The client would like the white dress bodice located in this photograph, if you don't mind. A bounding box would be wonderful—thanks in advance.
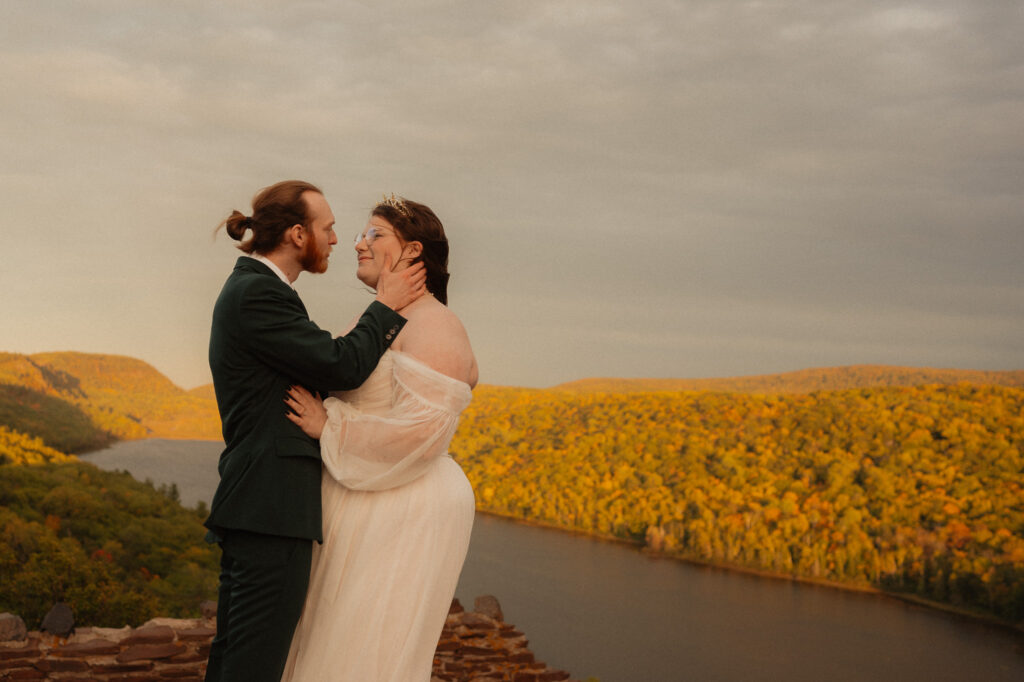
[317,349,472,492]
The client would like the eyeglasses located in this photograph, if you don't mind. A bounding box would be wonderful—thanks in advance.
[354,226,385,246]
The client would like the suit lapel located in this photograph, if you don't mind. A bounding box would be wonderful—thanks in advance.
[232,256,309,318]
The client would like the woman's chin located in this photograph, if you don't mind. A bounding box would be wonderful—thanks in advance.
[355,269,379,290]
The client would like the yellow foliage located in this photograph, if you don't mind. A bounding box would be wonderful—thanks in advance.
[451,383,1024,622]
[0,426,76,465]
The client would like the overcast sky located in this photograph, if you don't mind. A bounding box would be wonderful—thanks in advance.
[2,0,1021,389]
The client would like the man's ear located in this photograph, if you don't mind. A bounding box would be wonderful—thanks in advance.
[285,223,306,248]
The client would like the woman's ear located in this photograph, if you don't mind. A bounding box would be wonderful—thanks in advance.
[403,241,424,259]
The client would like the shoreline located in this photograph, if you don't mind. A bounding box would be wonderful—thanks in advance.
[75,439,1022,636]
[474,508,1024,636]
[76,435,222,457]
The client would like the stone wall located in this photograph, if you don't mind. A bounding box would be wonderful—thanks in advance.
[0,596,576,682]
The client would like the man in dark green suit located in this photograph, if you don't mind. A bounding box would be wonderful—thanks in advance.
[203,181,425,682]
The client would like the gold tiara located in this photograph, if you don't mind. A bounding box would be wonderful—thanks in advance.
[380,193,411,218]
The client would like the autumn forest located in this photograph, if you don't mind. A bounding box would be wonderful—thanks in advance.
[452,382,1024,623]
[1,351,1022,627]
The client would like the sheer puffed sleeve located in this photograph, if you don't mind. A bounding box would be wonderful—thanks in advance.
[318,351,473,491]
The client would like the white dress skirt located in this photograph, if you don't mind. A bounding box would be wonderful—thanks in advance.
[282,350,475,682]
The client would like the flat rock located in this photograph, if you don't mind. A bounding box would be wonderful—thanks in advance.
[51,638,120,657]
[72,626,132,642]
[460,612,499,630]
[144,617,202,630]
[122,625,175,645]
[116,642,187,662]
[0,638,39,660]
[176,625,216,641]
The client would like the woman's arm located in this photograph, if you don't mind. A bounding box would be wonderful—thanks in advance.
[287,355,470,491]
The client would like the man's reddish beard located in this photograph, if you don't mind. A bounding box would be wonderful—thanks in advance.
[300,234,330,273]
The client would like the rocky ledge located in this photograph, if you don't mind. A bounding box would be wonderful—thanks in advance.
[0,595,577,682]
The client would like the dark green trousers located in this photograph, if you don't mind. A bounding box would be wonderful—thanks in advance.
[204,530,313,682]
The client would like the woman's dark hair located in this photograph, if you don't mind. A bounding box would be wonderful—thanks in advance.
[220,180,322,254]
[372,197,451,305]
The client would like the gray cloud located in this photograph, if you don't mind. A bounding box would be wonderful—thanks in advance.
[1,0,1021,387]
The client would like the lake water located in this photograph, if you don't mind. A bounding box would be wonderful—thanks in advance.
[82,439,1024,682]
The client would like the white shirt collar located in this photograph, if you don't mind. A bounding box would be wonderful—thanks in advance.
[248,254,295,289]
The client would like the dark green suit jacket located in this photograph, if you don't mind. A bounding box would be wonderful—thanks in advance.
[205,257,405,542]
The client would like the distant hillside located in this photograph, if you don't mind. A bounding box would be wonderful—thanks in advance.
[188,384,217,401]
[0,384,113,453]
[6,352,1023,452]
[552,365,1024,394]
[0,351,220,451]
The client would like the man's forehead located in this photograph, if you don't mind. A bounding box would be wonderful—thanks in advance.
[304,191,334,224]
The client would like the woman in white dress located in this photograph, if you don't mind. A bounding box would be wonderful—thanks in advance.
[280,195,478,682]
